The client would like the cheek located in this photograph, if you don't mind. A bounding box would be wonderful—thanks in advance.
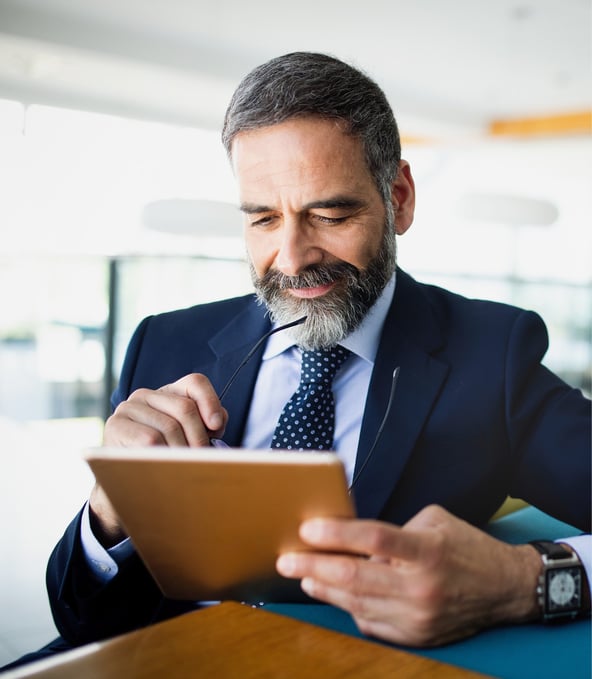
[245,232,275,276]
[334,231,381,269]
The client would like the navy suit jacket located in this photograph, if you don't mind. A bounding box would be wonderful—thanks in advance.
[46,270,591,644]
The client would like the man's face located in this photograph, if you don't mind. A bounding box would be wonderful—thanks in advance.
[231,117,410,348]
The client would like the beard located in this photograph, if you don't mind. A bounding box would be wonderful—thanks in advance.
[249,220,397,350]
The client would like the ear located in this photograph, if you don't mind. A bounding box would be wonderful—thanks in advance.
[390,160,415,235]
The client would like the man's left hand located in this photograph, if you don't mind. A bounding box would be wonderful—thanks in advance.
[276,504,541,646]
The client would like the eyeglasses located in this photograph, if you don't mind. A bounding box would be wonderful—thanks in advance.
[218,316,308,401]
[209,316,306,446]
[349,365,399,491]
[211,316,400,492]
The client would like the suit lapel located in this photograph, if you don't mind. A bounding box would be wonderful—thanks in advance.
[352,271,450,518]
[205,300,271,446]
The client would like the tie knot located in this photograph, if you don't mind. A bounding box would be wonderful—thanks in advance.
[300,346,350,386]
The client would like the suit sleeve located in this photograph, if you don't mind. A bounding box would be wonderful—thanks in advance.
[110,315,153,410]
[45,509,169,645]
[46,315,192,645]
[505,310,591,531]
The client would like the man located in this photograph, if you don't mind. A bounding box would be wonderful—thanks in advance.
[47,52,590,650]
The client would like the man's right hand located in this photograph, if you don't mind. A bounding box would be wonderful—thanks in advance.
[89,373,228,546]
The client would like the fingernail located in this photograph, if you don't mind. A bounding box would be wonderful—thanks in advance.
[209,412,223,430]
[300,519,323,542]
[276,554,295,576]
[300,577,314,595]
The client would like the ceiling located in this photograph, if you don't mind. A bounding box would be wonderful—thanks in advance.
[0,0,590,138]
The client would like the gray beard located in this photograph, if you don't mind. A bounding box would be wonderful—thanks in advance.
[249,223,397,350]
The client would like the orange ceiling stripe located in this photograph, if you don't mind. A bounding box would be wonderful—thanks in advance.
[400,134,431,145]
[489,111,592,137]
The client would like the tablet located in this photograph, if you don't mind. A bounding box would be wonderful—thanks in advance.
[85,447,355,602]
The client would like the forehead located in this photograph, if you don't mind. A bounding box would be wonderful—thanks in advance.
[230,118,375,200]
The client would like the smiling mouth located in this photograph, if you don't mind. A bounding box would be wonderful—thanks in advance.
[287,282,336,299]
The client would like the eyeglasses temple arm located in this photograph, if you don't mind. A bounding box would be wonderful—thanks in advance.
[218,316,307,402]
[349,366,400,492]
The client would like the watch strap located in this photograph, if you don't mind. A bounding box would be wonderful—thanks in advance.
[530,540,575,560]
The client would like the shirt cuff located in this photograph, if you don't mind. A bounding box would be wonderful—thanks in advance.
[557,535,592,587]
[80,501,135,584]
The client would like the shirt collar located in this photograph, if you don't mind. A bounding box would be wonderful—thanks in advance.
[262,272,397,365]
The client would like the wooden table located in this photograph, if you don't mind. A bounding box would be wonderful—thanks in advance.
[4,602,490,678]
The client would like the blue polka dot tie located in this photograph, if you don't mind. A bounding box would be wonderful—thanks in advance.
[271,346,350,451]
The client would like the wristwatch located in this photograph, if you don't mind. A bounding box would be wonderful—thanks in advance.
[530,540,584,621]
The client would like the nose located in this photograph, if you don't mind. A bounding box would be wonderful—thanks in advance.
[274,220,323,276]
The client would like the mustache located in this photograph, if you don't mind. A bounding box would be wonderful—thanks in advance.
[258,262,360,290]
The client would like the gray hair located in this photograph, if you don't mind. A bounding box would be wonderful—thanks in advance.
[221,52,401,205]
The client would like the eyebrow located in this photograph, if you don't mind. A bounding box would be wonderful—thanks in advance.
[239,196,366,214]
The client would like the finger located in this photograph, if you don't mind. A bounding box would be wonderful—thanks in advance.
[107,373,228,447]
[139,391,213,446]
[276,552,377,612]
[297,575,413,643]
[277,551,405,598]
[278,553,451,646]
[105,399,193,447]
[159,374,227,435]
[352,614,416,647]
[299,518,430,562]
[299,571,462,647]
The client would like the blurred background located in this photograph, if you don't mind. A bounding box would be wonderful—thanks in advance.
[0,0,590,665]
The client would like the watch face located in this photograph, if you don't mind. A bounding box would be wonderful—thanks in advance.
[547,567,581,611]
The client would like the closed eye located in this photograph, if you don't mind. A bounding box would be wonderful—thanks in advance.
[249,214,276,227]
[312,214,348,225]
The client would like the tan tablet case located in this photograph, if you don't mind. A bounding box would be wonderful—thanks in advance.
[85,448,355,601]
